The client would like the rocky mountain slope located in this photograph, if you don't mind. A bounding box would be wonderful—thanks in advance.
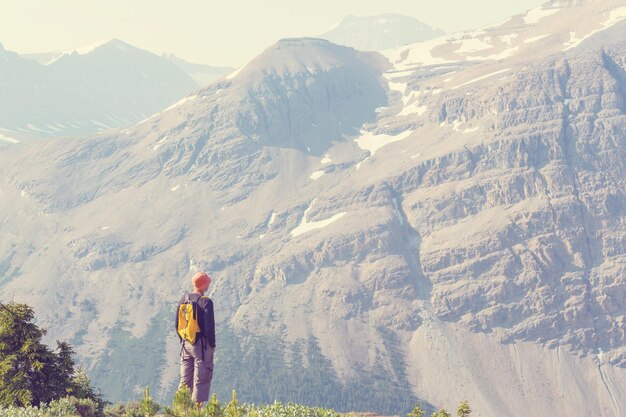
[0,1,625,416]
[319,14,445,51]
[0,39,198,138]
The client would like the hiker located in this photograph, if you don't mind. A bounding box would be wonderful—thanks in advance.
[175,271,216,404]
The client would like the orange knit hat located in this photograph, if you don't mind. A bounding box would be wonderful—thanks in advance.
[192,272,211,291]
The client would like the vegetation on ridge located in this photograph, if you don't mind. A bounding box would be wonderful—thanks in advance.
[0,302,472,417]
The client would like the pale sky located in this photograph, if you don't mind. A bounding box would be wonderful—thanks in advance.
[0,0,545,67]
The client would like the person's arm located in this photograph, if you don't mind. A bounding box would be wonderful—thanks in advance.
[205,298,216,348]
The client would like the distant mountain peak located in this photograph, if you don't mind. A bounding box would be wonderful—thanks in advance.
[319,13,445,51]
[0,38,198,138]
[163,53,234,86]
[227,37,386,82]
[69,38,133,55]
[276,37,332,47]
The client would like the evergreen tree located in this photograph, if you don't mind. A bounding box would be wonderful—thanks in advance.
[224,390,240,417]
[206,393,223,417]
[408,404,426,417]
[69,368,106,412]
[165,385,206,417]
[431,410,451,417]
[141,387,161,417]
[0,302,104,408]
[0,302,55,406]
[456,401,471,417]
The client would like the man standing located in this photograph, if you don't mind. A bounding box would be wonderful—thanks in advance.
[175,271,216,404]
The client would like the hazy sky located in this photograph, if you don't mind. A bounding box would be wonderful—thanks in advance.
[0,0,545,67]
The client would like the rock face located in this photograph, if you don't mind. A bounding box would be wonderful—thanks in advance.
[319,14,445,51]
[1,2,626,417]
[0,39,198,138]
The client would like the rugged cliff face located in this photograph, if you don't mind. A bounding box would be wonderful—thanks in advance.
[1,2,625,417]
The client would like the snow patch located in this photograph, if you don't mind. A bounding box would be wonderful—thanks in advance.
[25,123,48,133]
[388,80,407,96]
[481,46,519,60]
[291,201,347,237]
[171,185,180,192]
[355,130,413,156]
[0,133,19,143]
[454,38,493,54]
[91,120,110,129]
[606,7,626,27]
[564,7,626,51]
[500,34,518,45]
[225,65,245,80]
[399,103,427,117]
[523,6,559,24]
[355,157,370,170]
[321,154,332,164]
[310,171,325,180]
[163,95,197,113]
[385,37,458,69]
[523,34,550,44]
[154,135,169,151]
[268,212,276,226]
[383,69,418,79]
[375,106,387,114]
[450,68,511,89]
[140,96,197,124]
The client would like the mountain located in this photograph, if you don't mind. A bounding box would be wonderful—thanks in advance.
[163,53,235,86]
[319,14,445,51]
[1,1,626,416]
[0,39,198,138]
[383,0,626,68]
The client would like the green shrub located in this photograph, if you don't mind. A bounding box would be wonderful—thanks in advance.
[0,396,100,417]
[63,397,101,417]
[103,401,143,417]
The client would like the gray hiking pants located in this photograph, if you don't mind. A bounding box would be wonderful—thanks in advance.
[179,341,215,403]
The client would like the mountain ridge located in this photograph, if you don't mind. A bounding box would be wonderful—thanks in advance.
[0,39,198,138]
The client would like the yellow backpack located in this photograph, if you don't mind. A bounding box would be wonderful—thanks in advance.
[177,295,203,344]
